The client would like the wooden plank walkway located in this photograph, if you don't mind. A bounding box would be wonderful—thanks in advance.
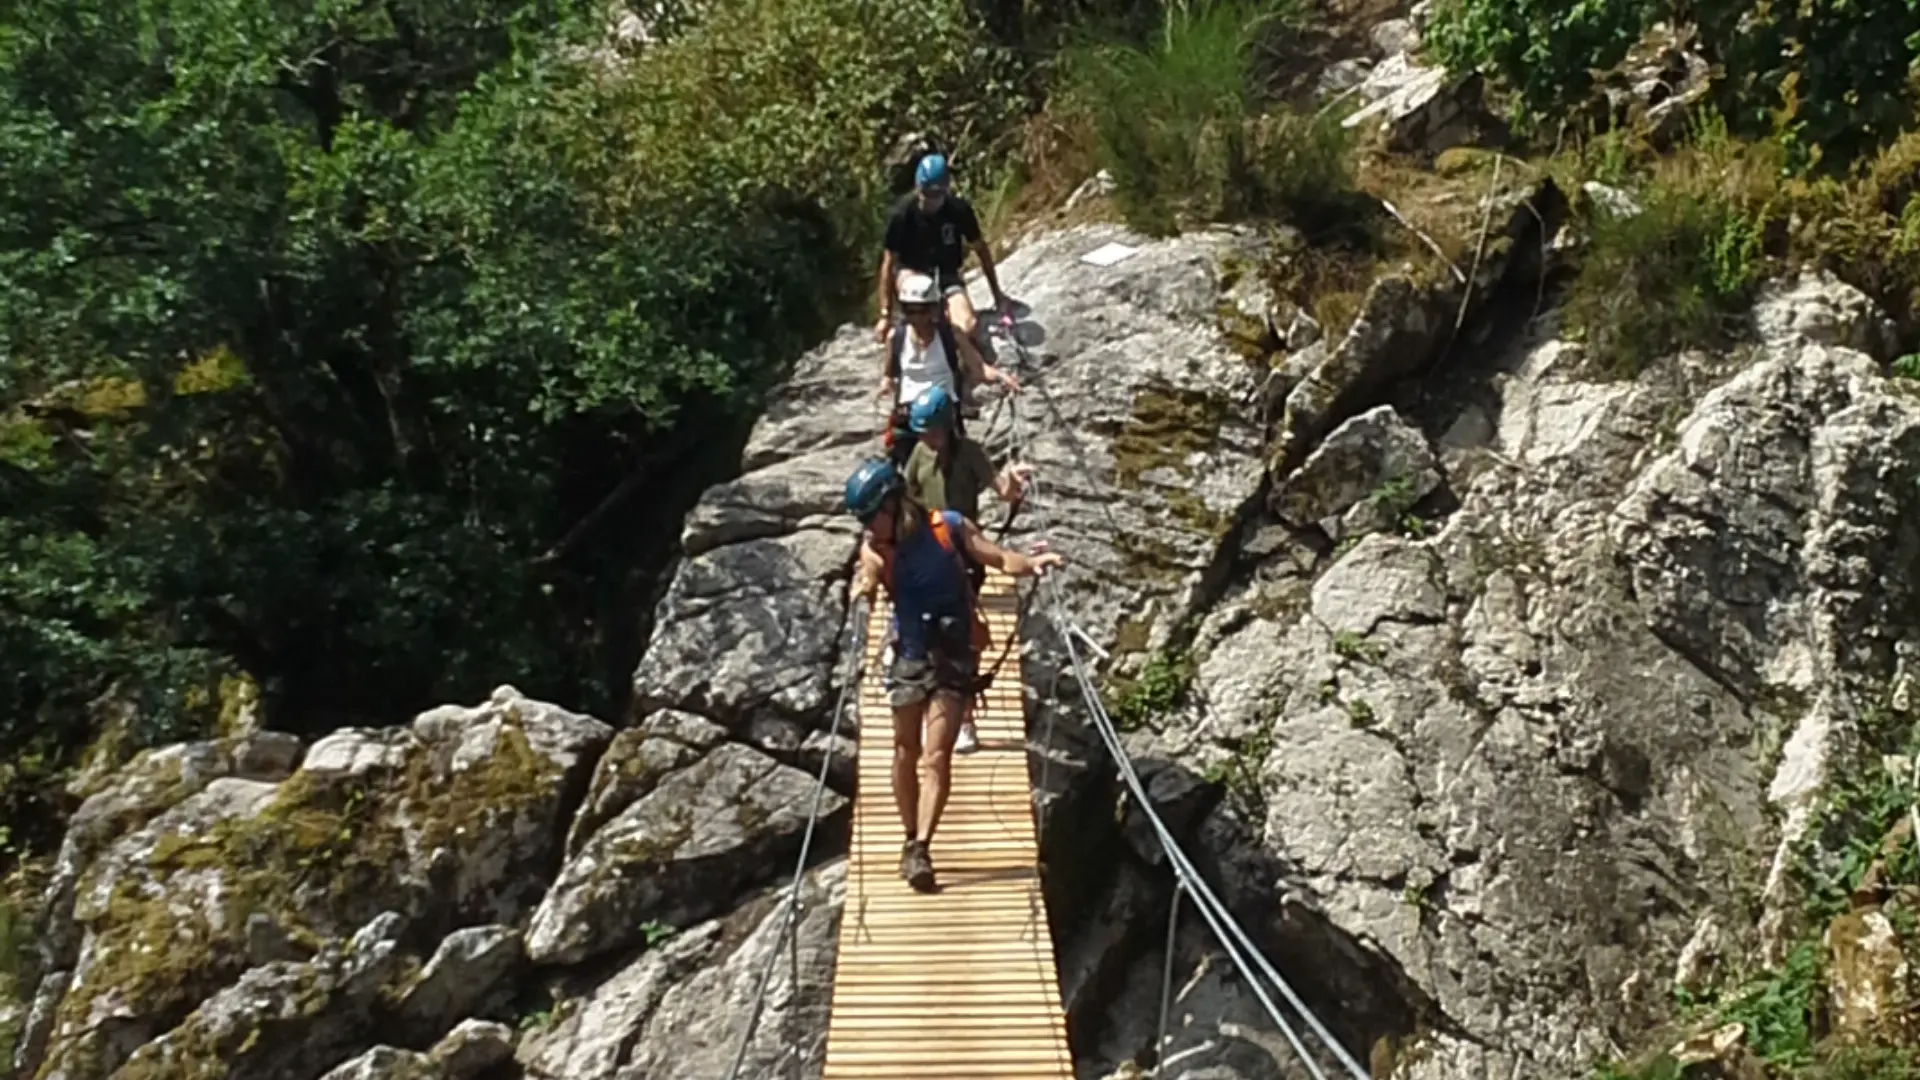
[821,570,1075,1079]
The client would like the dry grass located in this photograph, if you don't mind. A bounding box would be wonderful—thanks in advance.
[977,105,1116,252]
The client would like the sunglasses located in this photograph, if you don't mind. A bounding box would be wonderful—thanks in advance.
[902,303,937,315]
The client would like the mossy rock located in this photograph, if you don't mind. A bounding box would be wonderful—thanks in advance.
[44,708,589,1080]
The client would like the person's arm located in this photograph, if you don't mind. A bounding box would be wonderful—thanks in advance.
[873,247,897,344]
[959,516,1061,577]
[960,440,1019,506]
[876,317,896,400]
[854,533,889,600]
[962,202,1007,307]
[994,462,1032,504]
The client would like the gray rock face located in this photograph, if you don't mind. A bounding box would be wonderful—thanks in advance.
[966,224,1269,655]
[27,691,611,1080]
[629,322,873,746]
[114,912,409,1080]
[526,742,844,966]
[1099,277,1920,1079]
[520,862,844,1080]
[1272,405,1441,537]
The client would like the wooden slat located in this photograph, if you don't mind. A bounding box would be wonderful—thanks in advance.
[822,571,1074,1079]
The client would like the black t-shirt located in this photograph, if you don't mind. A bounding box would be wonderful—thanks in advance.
[883,194,982,279]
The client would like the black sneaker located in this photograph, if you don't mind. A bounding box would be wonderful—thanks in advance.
[901,840,936,893]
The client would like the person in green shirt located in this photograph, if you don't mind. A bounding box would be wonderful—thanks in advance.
[900,384,1032,754]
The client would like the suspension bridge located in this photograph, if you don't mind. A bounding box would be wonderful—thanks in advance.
[725,328,1373,1080]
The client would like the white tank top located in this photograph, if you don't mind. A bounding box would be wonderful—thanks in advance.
[895,326,957,406]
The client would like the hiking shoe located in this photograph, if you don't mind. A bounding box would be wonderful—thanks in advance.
[901,840,936,892]
[954,719,979,755]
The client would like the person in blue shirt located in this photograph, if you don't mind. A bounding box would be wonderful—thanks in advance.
[845,457,1063,892]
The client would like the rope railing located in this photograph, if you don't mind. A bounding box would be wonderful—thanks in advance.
[723,585,869,1080]
[994,322,1369,1080]
[723,305,1366,1079]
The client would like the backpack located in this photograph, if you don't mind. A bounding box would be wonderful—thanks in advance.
[924,511,992,671]
[887,320,964,389]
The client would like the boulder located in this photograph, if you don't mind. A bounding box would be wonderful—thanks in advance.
[111,912,409,1080]
[1824,909,1914,1043]
[1340,53,1489,155]
[30,693,610,1080]
[526,742,843,966]
[318,1046,439,1080]
[520,862,844,1079]
[393,926,523,1035]
[429,1020,515,1079]
[1271,405,1441,536]
[1753,270,1900,362]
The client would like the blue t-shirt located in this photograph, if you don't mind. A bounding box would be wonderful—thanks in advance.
[891,510,971,661]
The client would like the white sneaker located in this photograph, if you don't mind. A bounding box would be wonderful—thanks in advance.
[955,720,979,755]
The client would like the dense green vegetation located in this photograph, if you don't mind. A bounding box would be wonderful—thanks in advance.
[1425,0,1920,374]
[1055,0,1357,236]
[1430,0,1920,164]
[0,0,1040,866]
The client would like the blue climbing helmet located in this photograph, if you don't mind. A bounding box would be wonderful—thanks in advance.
[915,153,950,191]
[908,384,956,434]
[844,458,903,523]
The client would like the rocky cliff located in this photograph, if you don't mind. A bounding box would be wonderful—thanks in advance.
[14,41,1920,1080]
[18,197,1920,1079]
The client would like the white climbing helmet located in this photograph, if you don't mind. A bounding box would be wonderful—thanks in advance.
[897,270,939,306]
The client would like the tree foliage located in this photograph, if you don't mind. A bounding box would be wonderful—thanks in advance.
[1429,0,1920,166]
[0,0,1022,857]
[1426,0,1656,124]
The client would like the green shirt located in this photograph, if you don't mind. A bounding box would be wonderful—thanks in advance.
[905,436,996,522]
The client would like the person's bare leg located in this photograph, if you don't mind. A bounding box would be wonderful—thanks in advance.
[916,691,965,843]
[891,702,925,840]
[945,290,988,407]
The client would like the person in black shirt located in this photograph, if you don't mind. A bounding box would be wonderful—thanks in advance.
[872,154,1020,408]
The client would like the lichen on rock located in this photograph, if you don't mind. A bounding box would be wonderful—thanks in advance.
[29,691,609,1080]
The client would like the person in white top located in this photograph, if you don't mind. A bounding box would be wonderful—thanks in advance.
[876,270,1016,412]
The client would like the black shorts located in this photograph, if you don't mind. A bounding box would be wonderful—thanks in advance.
[886,616,976,709]
[933,268,968,298]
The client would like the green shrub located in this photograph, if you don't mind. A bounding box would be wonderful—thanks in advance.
[1566,184,1765,376]
[0,0,1027,868]
[1691,0,1920,169]
[1564,117,1774,375]
[1109,647,1195,730]
[1426,0,1658,124]
[1429,0,1920,169]
[1062,0,1351,235]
